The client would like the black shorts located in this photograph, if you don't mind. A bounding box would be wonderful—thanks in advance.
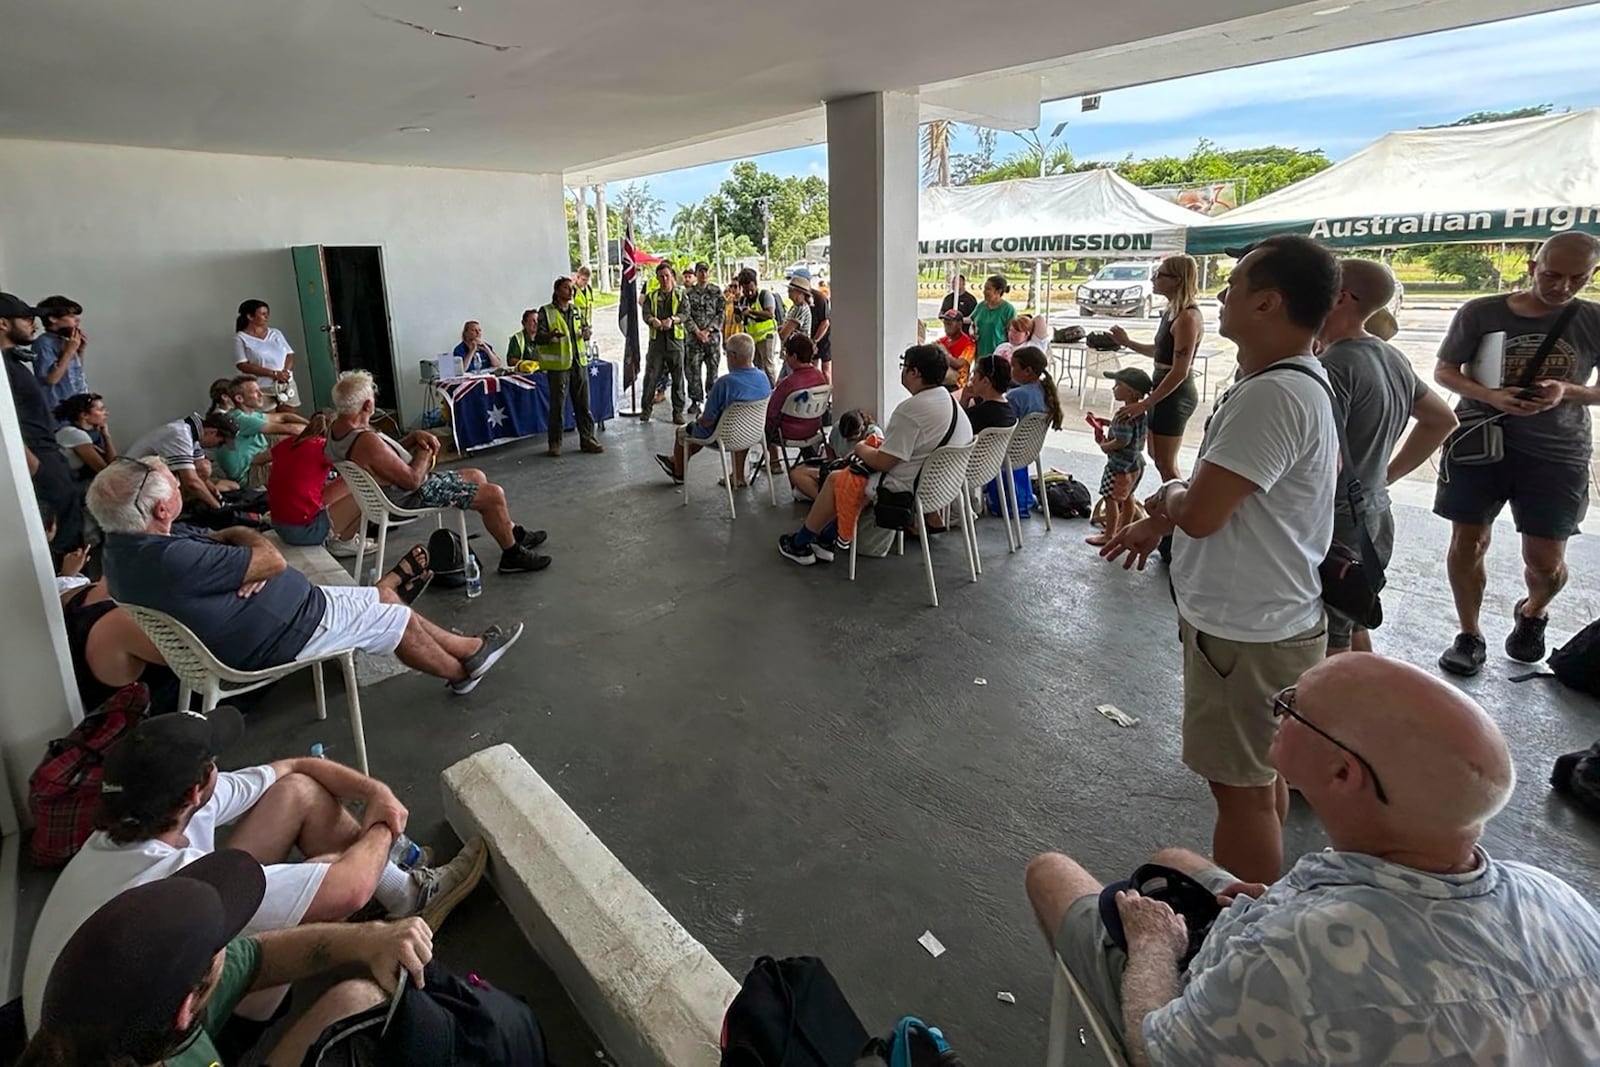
[1433,449,1590,540]
[1148,367,1199,437]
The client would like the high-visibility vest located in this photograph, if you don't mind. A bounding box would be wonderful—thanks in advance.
[645,289,686,342]
[536,304,587,371]
[573,285,594,324]
[507,331,538,366]
[745,290,777,342]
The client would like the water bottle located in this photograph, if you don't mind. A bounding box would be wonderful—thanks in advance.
[464,552,482,599]
[388,833,423,869]
[310,743,326,759]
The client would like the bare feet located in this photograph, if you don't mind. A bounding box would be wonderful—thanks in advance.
[1085,533,1111,546]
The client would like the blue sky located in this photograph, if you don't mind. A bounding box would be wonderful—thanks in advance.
[636,3,1600,211]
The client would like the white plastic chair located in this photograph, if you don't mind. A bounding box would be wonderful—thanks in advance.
[1045,956,1131,1067]
[849,442,976,607]
[774,384,832,473]
[682,398,774,518]
[963,425,1016,575]
[123,604,371,774]
[1002,411,1053,551]
[334,461,469,584]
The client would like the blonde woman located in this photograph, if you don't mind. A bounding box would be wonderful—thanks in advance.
[1109,254,1203,482]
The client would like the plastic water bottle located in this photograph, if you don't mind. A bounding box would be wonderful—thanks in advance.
[464,552,482,599]
[388,833,422,869]
[310,743,326,759]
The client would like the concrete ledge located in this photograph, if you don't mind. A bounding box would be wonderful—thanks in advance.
[269,534,410,687]
[441,744,737,1067]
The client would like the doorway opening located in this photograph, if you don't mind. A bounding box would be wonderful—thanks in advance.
[290,244,399,413]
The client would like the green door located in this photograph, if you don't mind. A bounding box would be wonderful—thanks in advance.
[290,245,340,411]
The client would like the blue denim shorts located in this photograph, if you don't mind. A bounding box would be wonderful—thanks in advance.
[274,510,332,546]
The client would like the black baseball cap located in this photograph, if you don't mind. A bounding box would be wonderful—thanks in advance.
[1102,366,1155,395]
[0,292,39,319]
[98,708,245,821]
[1223,244,1256,259]
[40,849,265,1055]
[1098,863,1221,968]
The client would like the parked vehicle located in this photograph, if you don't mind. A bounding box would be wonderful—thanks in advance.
[1075,261,1166,318]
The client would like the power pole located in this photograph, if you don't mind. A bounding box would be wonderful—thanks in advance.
[574,185,591,273]
[757,195,772,279]
[712,204,721,285]
[594,183,610,292]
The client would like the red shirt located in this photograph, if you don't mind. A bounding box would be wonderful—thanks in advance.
[937,332,976,387]
[767,365,830,440]
[267,436,333,526]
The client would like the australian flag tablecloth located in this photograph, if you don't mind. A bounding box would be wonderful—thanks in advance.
[442,364,616,452]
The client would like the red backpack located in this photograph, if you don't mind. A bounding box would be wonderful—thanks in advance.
[28,683,150,867]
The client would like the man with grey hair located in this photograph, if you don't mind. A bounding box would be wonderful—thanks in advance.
[327,370,549,574]
[1434,231,1600,676]
[654,332,770,483]
[89,457,523,695]
[1027,653,1600,1066]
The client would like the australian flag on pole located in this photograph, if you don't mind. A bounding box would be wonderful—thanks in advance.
[618,216,642,394]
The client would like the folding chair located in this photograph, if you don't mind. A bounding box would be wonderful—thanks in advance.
[774,384,832,474]
[1045,957,1132,1067]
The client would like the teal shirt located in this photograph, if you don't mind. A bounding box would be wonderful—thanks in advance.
[170,936,261,1067]
[214,411,270,483]
[971,300,1016,357]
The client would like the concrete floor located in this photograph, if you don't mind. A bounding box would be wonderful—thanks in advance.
[215,421,1600,1064]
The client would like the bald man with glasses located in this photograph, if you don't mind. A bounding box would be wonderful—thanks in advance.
[1025,653,1600,1067]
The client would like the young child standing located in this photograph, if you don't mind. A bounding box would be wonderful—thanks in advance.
[1087,367,1153,547]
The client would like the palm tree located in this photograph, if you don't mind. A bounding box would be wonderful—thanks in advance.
[922,120,952,186]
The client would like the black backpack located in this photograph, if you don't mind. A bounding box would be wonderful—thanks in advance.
[426,527,477,589]
[1513,618,1600,698]
[1044,475,1092,519]
[720,956,869,1067]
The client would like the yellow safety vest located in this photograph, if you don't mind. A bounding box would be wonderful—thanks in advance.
[573,285,595,324]
[536,304,587,371]
[645,289,686,342]
[746,290,777,342]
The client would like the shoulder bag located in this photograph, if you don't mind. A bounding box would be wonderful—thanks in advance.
[1444,299,1580,469]
[873,394,960,531]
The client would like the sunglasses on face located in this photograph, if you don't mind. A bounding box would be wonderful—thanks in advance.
[1273,686,1389,804]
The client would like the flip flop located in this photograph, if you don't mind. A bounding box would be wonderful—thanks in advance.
[387,544,433,605]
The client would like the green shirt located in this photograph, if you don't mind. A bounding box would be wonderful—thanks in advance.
[169,937,262,1067]
[214,411,270,483]
[971,300,1016,358]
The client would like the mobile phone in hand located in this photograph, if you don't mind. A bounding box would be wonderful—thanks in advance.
[1516,387,1544,400]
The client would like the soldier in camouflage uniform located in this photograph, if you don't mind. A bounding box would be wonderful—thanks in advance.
[684,262,726,415]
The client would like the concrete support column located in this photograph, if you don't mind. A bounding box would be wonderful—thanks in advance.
[825,91,920,418]
[0,384,81,821]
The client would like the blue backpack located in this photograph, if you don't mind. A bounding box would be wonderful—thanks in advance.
[865,1016,964,1067]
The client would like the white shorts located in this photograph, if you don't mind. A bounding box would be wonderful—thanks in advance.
[295,585,410,661]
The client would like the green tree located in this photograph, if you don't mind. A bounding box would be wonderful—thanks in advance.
[1086,140,1331,202]
[1426,245,1499,288]
[1430,104,1553,128]
[969,145,1074,185]
[614,181,664,236]
[699,161,829,268]
[950,127,997,186]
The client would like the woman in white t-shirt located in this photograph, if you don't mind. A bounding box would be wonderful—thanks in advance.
[234,299,300,410]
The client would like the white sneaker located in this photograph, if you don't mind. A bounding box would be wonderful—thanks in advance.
[324,534,368,559]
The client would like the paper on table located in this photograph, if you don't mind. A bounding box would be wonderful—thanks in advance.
[918,930,947,958]
[1470,331,1505,389]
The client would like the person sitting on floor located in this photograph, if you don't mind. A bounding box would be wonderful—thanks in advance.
[88,455,524,693]
[19,851,485,1067]
[788,408,881,503]
[1025,654,1600,1067]
[53,392,116,479]
[765,333,829,470]
[1086,367,1153,548]
[212,375,309,487]
[326,370,551,574]
[125,413,232,509]
[22,710,490,1036]
[267,412,367,557]
[209,376,237,412]
[779,344,973,565]
[654,332,772,485]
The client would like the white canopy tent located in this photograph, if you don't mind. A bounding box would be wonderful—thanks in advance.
[1189,109,1600,253]
[916,168,1209,259]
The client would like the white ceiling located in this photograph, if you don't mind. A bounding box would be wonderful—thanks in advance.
[0,0,1585,181]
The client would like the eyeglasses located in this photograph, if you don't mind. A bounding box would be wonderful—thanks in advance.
[115,456,156,519]
[1272,686,1389,804]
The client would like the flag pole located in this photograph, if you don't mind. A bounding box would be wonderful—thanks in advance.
[617,210,646,418]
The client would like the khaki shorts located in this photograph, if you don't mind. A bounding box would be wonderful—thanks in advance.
[1180,615,1327,787]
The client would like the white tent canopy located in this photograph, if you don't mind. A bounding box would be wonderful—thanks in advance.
[916,168,1208,259]
[1189,109,1600,253]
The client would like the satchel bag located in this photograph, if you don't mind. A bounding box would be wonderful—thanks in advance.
[1442,300,1579,470]
[29,683,150,867]
[873,396,960,532]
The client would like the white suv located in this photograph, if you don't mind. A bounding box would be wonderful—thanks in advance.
[1076,261,1166,318]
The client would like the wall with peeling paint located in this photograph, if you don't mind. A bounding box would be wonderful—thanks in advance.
[0,138,566,437]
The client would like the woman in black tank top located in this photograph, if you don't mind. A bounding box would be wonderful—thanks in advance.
[62,583,180,712]
[1108,254,1205,482]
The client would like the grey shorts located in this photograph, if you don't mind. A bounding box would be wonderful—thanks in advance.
[1054,863,1235,1058]
[1327,507,1396,648]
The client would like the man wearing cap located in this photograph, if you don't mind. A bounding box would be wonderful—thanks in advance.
[533,275,603,457]
[22,707,490,1034]
[124,412,231,509]
[684,262,725,416]
[939,273,978,326]
[1100,237,1340,885]
[1025,654,1600,1067]
[21,849,443,1066]
[935,308,977,389]
[1,292,84,553]
[30,295,91,413]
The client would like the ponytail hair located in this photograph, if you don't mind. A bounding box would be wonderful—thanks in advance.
[1012,345,1063,430]
[235,299,268,332]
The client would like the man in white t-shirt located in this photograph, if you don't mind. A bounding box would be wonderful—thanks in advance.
[1101,235,1340,884]
[125,413,228,508]
[779,344,972,565]
[22,708,488,1033]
